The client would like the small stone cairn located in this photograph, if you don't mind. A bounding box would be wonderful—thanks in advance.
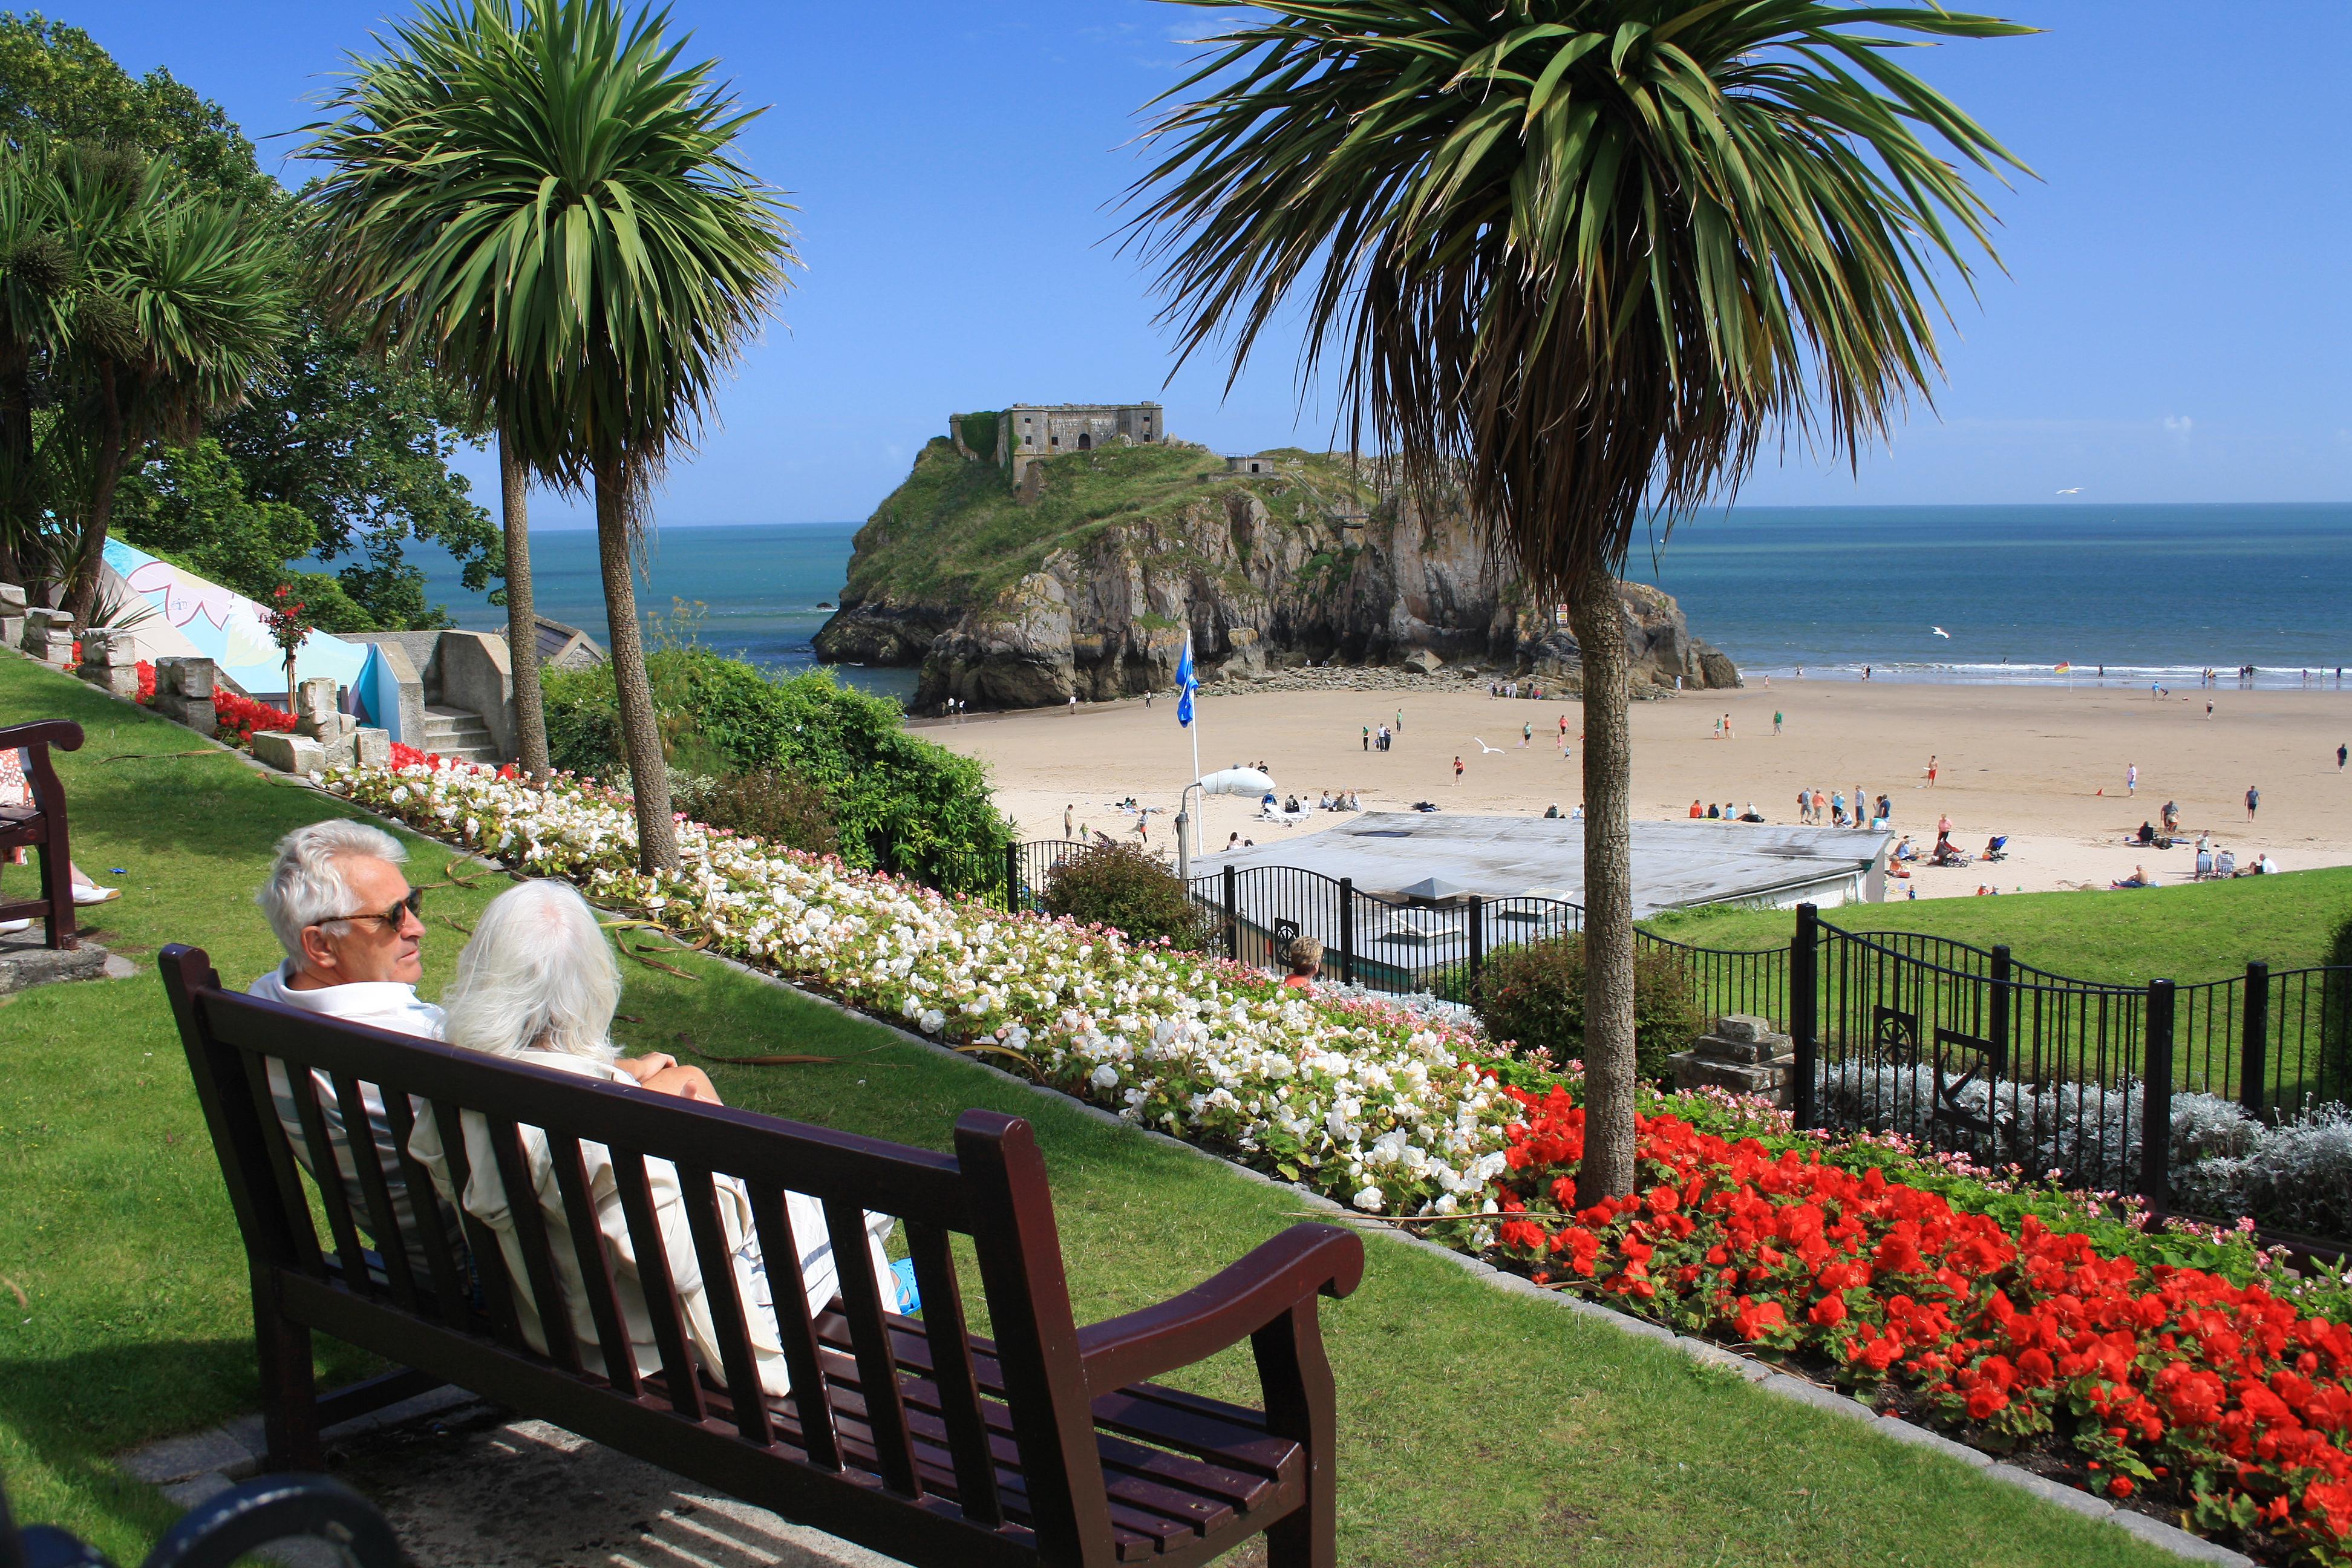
[151,658,218,733]
[253,676,388,774]
[1668,1013,1798,1107]
[76,627,141,698]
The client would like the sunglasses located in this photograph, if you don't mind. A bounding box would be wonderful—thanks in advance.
[322,887,424,930]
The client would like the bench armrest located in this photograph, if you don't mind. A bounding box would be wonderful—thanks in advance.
[1076,1221,1364,1393]
[0,720,83,753]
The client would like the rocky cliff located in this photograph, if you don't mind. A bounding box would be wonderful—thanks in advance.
[814,439,1739,712]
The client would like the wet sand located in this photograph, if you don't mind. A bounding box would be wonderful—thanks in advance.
[920,678,2352,898]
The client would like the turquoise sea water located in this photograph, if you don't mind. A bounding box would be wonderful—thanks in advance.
[410,504,2350,693]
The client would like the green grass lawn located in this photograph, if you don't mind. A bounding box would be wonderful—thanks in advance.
[1647,867,2352,985]
[0,652,2197,1567]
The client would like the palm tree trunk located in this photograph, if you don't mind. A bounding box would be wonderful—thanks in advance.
[593,454,678,875]
[500,431,550,779]
[1569,565,1638,1204]
[62,388,125,629]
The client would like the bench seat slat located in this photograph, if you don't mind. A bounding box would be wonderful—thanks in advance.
[290,1067,373,1295]
[746,1181,839,1470]
[483,1114,584,1374]
[381,1093,472,1330]
[331,1070,422,1315]
[678,1167,773,1445]
[430,1097,526,1353]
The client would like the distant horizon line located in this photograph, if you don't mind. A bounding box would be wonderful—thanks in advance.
[509,497,2352,533]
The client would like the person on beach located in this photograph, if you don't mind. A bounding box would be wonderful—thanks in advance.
[1362,725,1370,751]
[1876,793,1893,826]
[1854,782,1866,826]
[1712,715,1722,740]
[1723,713,1734,740]
[1812,788,1828,823]
[1926,756,1938,787]
[1394,708,1403,734]
[2207,701,2214,720]
[2246,785,2260,823]
[1773,710,1783,735]
[1454,755,1465,785]
[1064,805,1074,840]
[1830,791,1846,826]
[1521,722,1532,748]
[2126,762,2138,796]
[1690,800,1704,818]
[2337,743,2347,771]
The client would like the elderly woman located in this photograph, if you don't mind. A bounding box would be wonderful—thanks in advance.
[408,879,897,1399]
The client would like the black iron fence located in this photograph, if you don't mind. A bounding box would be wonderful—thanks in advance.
[915,844,2352,1223]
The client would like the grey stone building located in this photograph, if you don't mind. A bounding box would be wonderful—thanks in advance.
[998,403,1162,479]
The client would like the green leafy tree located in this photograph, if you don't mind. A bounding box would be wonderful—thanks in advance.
[1128,0,2026,1198]
[307,0,795,871]
[0,13,495,628]
[48,145,293,624]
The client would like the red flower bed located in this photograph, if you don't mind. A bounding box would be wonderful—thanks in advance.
[135,660,154,704]
[1492,1086,2352,1563]
[389,741,442,769]
[213,688,297,745]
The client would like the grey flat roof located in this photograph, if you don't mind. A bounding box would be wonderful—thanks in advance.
[1200,812,1889,921]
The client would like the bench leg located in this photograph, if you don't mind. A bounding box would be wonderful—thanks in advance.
[255,1285,324,1471]
[1253,1301,1338,1568]
[35,837,73,952]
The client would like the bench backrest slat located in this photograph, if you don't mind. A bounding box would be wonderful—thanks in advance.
[906,1217,1003,1526]
[289,1068,373,1292]
[610,1149,707,1421]
[677,1166,773,1446]
[746,1180,840,1469]
[825,1193,921,1498]
[431,1095,526,1353]
[380,1092,472,1329]
[332,1069,422,1315]
[544,1135,641,1399]
[163,944,1117,1561]
[483,1114,584,1376]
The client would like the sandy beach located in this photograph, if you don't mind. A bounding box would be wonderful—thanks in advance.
[918,678,2352,900]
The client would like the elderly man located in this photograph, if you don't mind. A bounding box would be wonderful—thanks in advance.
[251,820,449,1268]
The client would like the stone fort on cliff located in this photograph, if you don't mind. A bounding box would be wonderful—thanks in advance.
[950,403,1163,482]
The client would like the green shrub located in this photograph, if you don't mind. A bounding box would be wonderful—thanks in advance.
[1042,842,1217,951]
[681,768,841,860]
[2324,906,2352,1096]
[1472,935,1704,1082]
[538,648,1012,892]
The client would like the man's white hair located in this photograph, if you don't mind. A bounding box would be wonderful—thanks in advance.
[258,819,408,961]
[443,880,621,1062]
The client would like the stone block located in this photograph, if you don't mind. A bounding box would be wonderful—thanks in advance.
[0,582,24,613]
[34,630,72,668]
[1704,1035,1790,1065]
[294,675,340,730]
[1403,647,1445,674]
[154,694,217,733]
[318,731,357,772]
[119,1425,261,1485]
[155,656,217,699]
[1717,1013,1774,1042]
[0,615,19,648]
[80,662,140,699]
[1669,1048,1794,1105]
[252,731,327,776]
[354,727,391,768]
[0,936,109,993]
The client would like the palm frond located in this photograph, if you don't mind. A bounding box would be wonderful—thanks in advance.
[1125,0,2034,597]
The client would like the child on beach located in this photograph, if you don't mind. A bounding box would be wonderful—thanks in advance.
[1925,756,1938,787]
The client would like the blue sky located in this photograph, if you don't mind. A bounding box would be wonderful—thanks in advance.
[69,0,2352,526]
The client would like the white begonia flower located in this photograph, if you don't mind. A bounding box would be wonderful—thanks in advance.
[1352,1185,1386,1213]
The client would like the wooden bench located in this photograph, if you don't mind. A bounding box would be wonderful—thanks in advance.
[160,944,1364,1568]
[0,719,82,951]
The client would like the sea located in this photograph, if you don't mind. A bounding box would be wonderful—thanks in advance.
[408,503,2351,695]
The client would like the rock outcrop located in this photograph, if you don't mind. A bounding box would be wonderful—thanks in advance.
[814,442,1738,713]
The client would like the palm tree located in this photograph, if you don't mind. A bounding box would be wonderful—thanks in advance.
[305,0,791,870]
[1128,0,2027,1200]
[53,145,292,625]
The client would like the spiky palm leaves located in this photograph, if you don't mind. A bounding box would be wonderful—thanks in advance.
[1128,0,2028,1197]
[0,141,290,618]
[305,0,793,872]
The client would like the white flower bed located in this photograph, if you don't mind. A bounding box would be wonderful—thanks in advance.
[329,762,1518,1220]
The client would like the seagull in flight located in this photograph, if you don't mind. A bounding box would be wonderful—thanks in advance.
[1931,627,1952,639]
[1472,737,1504,754]
[2056,486,2083,495]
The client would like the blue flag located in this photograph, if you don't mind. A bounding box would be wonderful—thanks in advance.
[1175,637,1197,728]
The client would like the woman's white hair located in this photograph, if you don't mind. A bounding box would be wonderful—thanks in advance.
[258,818,407,961]
[442,880,621,1062]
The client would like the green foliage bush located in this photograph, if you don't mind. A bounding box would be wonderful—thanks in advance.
[1472,935,1704,1082]
[678,768,841,860]
[541,648,1012,891]
[2324,905,2352,1093]
[1042,841,1216,951]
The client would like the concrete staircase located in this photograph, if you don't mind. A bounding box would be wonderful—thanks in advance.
[420,705,501,765]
